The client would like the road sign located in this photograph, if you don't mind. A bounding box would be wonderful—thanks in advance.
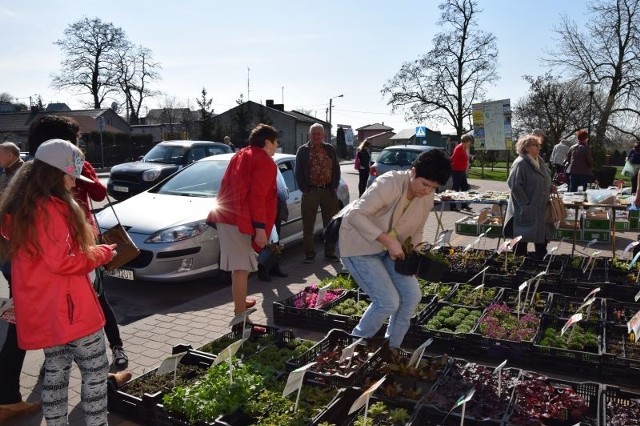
[415,126,427,138]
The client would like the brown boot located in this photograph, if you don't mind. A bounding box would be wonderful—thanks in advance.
[0,400,42,422]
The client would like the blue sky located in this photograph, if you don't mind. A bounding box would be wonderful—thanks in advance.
[0,0,590,134]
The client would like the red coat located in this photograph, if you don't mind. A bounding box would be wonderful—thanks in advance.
[209,146,277,239]
[10,197,112,349]
[450,143,469,172]
[74,161,107,227]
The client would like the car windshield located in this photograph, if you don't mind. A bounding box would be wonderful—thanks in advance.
[155,159,229,197]
[143,145,189,165]
[376,149,422,166]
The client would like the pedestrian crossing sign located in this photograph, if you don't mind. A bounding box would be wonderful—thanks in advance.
[415,126,427,137]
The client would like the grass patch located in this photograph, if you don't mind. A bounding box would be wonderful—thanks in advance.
[468,166,508,182]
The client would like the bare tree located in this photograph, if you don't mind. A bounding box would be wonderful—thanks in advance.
[547,0,640,165]
[51,17,129,109]
[115,45,161,125]
[513,74,590,147]
[381,0,498,137]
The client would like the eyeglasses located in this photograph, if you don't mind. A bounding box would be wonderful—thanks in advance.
[530,144,542,147]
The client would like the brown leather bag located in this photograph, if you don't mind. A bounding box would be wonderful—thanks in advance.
[101,223,140,270]
[545,193,567,224]
[93,199,140,270]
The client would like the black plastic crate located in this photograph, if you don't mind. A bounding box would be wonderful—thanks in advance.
[272,285,349,329]
[108,350,215,426]
[601,323,640,385]
[505,371,599,426]
[472,303,540,364]
[419,360,519,425]
[606,299,640,324]
[545,293,603,322]
[443,283,502,308]
[309,387,362,426]
[412,301,484,341]
[285,328,386,388]
[532,316,602,375]
[172,324,284,360]
[499,288,550,314]
[601,385,640,426]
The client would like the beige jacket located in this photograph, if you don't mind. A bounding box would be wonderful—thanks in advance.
[338,170,434,257]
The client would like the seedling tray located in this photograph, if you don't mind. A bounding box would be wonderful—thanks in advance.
[532,316,602,375]
[285,328,386,388]
[601,385,640,426]
[601,323,640,385]
[545,293,603,322]
[505,372,599,426]
[108,350,215,426]
[272,285,348,329]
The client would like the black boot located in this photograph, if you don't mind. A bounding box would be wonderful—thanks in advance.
[271,264,288,278]
[257,264,271,282]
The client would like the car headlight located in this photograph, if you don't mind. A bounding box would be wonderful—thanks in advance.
[142,168,162,182]
[145,221,209,243]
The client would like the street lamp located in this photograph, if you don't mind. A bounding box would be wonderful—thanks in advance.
[587,80,597,138]
[328,94,344,126]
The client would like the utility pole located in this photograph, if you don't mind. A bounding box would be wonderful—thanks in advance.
[247,67,251,101]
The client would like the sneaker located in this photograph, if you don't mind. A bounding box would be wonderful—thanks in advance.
[245,298,257,309]
[112,346,129,370]
[303,254,316,264]
[324,254,340,262]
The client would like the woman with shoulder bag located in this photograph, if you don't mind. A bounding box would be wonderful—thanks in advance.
[0,139,117,425]
[503,134,557,259]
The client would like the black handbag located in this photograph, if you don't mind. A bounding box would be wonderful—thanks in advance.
[322,216,342,244]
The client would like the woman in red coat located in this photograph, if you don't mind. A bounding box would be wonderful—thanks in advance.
[208,124,279,318]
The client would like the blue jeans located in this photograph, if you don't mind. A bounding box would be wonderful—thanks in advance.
[342,252,421,348]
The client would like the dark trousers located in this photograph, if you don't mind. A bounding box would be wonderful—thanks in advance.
[569,174,593,192]
[514,241,547,259]
[0,273,25,404]
[99,294,122,349]
[358,169,369,197]
[633,173,639,194]
[301,188,340,257]
[554,164,566,174]
[451,171,470,208]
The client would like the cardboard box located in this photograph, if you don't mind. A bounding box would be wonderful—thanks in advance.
[631,218,639,230]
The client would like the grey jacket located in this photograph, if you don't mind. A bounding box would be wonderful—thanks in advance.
[503,155,554,243]
[338,170,434,257]
[565,143,593,176]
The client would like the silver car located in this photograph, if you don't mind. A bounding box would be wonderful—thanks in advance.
[96,153,350,282]
[366,145,452,190]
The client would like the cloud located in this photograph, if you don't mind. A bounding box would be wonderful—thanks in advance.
[0,6,17,18]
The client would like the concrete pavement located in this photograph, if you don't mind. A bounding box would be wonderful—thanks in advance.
[3,177,637,425]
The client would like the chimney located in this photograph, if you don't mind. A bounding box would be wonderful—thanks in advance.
[266,99,275,108]
[273,103,284,111]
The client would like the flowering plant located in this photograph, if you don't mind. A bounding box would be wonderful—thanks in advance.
[292,284,343,309]
[478,303,540,342]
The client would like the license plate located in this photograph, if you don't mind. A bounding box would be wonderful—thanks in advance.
[104,268,134,280]
[113,185,129,193]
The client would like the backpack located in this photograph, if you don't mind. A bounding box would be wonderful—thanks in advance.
[354,151,361,170]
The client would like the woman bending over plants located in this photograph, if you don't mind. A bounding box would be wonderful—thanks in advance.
[337,149,451,348]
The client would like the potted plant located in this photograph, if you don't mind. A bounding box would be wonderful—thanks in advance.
[394,237,424,276]
[257,241,284,271]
